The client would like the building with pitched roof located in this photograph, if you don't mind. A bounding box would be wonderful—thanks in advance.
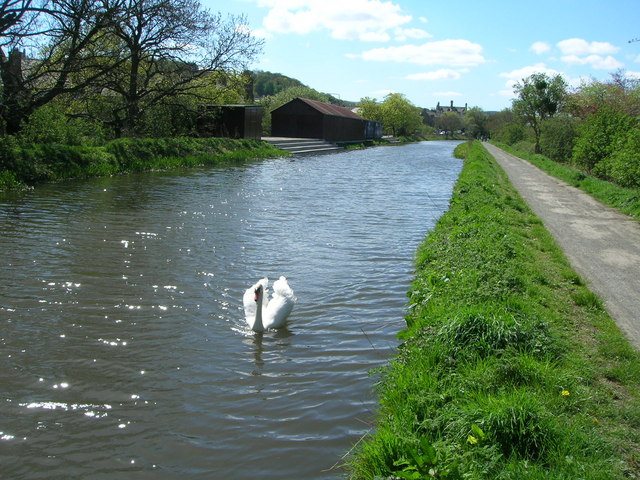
[271,97,382,142]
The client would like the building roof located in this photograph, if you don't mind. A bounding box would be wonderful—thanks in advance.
[286,97,364,120]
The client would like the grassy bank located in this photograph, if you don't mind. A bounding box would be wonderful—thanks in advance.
[0,137,287,190]
[348,141,640,479]
[492,141,640,220]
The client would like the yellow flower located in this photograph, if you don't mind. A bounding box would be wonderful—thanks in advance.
[561,390,570,396]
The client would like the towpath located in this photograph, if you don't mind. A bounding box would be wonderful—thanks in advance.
[483,143,640,349]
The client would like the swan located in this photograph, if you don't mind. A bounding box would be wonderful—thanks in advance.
[243,276,296,332]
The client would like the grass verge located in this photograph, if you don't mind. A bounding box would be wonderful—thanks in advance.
[347,141,640,479]
[492,141,640,220]
[0,136,287,190]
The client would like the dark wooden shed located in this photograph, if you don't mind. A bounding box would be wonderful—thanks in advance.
[271,97,381,142]
[197,105,263,140]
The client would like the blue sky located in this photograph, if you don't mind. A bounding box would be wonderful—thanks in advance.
[204,0,640,111]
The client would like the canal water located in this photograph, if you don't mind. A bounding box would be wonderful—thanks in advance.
[0,141,462,479]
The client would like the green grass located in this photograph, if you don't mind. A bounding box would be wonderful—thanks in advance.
[347,141,640,479]
[492,141,640,220]
[0,136,288,190]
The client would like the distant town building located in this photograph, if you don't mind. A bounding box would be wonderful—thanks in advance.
[421,100,468,127]
[435,100,468,115]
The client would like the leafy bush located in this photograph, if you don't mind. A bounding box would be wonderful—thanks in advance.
[540,115,577,163]
[597,127,640,187]
[494,121,527,145]
[19,104,106,146]
[572,107,634,173]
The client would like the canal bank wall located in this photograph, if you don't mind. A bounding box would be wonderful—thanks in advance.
[348,141,640,479]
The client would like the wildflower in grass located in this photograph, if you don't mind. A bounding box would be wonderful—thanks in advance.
[561,389,570,396]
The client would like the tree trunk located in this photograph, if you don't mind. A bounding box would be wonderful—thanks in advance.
[125,52,141,136]
[0,48,30,135]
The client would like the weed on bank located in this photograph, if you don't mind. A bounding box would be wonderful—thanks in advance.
[348,141,640,479]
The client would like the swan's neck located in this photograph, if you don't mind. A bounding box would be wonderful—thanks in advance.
[253,290,264,332]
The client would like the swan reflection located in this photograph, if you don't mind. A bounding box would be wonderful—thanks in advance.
[242,327,294,375]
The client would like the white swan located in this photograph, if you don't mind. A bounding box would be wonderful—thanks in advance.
[243,276,296,332]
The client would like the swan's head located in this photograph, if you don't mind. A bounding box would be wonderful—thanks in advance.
[254,285,263,302]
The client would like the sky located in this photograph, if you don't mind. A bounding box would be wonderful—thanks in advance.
[204,0,640,111]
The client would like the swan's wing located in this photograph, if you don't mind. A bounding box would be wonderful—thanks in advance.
[264,276,296,329]
[264,295,295,329]
[272,276,296,301]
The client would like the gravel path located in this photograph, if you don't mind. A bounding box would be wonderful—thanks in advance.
[483,143,640,349]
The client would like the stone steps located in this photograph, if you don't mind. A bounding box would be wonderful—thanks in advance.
[263,137,343,155]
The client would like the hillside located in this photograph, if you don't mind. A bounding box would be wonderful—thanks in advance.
[252,70,355,107]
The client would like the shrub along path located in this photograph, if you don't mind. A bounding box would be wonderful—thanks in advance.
[484,142,640,349]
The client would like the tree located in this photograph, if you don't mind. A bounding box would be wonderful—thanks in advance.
[512,72,567,153]
[253,70,304,98]
[357,96,382,123]
[379,92,421,137]
[0,0,34,40]
[435,111,462,137]
[104,1,262,136]
[463,107,488,139]
[0,0,263,137]
[568,71,640,119]
[0,0,130,135]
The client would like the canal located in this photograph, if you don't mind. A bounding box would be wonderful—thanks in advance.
[0,141,462,479]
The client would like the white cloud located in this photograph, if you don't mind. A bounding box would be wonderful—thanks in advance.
[499,63,564,96]
[557,38,619,55]
[551,38,623,70]
[497,65,583,100]
[407,69,465,81]
[394,27,432,42]
[255,0,412,41]
[251,28,273,39]
[561,54,624,70]
[530,41,551,55]
[350,39,486,66]
[627,71,640,80]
